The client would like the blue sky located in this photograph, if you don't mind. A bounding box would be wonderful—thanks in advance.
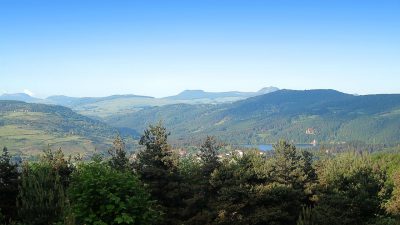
[0,0,399,97]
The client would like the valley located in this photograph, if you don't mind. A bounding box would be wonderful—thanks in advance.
[2,88,400,156]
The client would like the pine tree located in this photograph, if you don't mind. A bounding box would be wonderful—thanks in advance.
[199,136,221,177]
[296,206,315,225]
[182,136,222,224]
[41,147,74,188]
[0,147,20,224]
[17,162,66,225]
[271,140,306,188]
[210,151,301,225]
[134,122,183,225]
[108,134,129,171]
[313,153,387,225]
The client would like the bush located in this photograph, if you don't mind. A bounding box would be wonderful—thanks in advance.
[68,162,160,225]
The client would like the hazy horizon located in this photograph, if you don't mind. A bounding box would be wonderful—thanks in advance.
[2,86,400,99]
[1,0,399,98]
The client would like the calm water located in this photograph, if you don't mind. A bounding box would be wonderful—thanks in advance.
[245,144,316,151]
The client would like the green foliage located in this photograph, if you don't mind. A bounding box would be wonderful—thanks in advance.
[17,162,66,225]
[107,90,400,145]
[134,122,183,225]
[313,153,389,225]
[41,146,75,188]
[0,147,20,224]
[385,172,400,217]
[180,136,222,224]
[296,206,315,225]
[271,140,306,187]
[211,151,301,225]
[5,123,400,225]
[108,134,130,171]
[199,136,221,176]
[0,209,5,224]
[68,161,160,225]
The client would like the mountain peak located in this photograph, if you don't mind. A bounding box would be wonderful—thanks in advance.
[180,90,206,94]
[257,86,279,94]
[0,93,41,102]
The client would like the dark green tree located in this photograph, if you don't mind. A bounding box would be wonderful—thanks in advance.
[0,147,20,224]
[296,206,315,225]
[270,140,307,188]
[41,147,74,188]
[134,122,183,225]
[108,134,130,171]
[182,136,222,224]
[211,151,301,225]
[199,136,221,176]
[68,161,160,225]
[313,153,388,225]
[17,162,66,225]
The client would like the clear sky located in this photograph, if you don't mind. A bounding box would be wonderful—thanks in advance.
[0,0,399,98]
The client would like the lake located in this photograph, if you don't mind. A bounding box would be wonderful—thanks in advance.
[245,144,316,151]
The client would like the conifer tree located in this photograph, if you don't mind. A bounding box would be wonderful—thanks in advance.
[211,151,301,225]
[0,147,20,224]
[199,136,221,176]
[182,136,222,224]
[108,134,129,171]
[271,140,306,188]
[42,147,74,188]
[134,122,183,225]
[17,163,66,225]
[313,153,387,225]
[296,206,315,225]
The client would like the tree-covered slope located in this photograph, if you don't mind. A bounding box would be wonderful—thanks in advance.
[106,90,400,145]
[0,101,121,156]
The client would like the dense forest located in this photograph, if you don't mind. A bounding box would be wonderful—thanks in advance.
[107,90,400,145]
[1,123,400,225]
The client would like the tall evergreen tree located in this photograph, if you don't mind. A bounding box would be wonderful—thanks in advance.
[134,122,183,225]
[211,151,301,225]
[17,162,66,225]
[199,136,221,176]
[296,206,315,225]
[0,147,20,224]
[108,134,129,171]
[182,136,222,224]
[41,147,74,188]
[271,140,306,188]
[313,153,388,225]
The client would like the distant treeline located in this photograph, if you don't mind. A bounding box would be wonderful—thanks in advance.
[1,123,400,225]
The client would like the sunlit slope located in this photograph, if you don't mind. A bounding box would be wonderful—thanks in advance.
[0,101,118,156]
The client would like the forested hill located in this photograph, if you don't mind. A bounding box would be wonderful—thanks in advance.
[0,101,122,156]
[107,89,400,145]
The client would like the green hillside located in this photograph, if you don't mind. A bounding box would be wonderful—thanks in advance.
[1,88,279,119]
[0,101,121,156]
[106,90,400,145]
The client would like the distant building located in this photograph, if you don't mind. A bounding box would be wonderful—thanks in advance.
[306,127,315,135]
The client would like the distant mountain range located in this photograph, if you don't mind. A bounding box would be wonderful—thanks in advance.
[165,87,279,100]
[0,87,279,118]
[3,88,400,154]
[107,89,400,145]
[0,93,42,103]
